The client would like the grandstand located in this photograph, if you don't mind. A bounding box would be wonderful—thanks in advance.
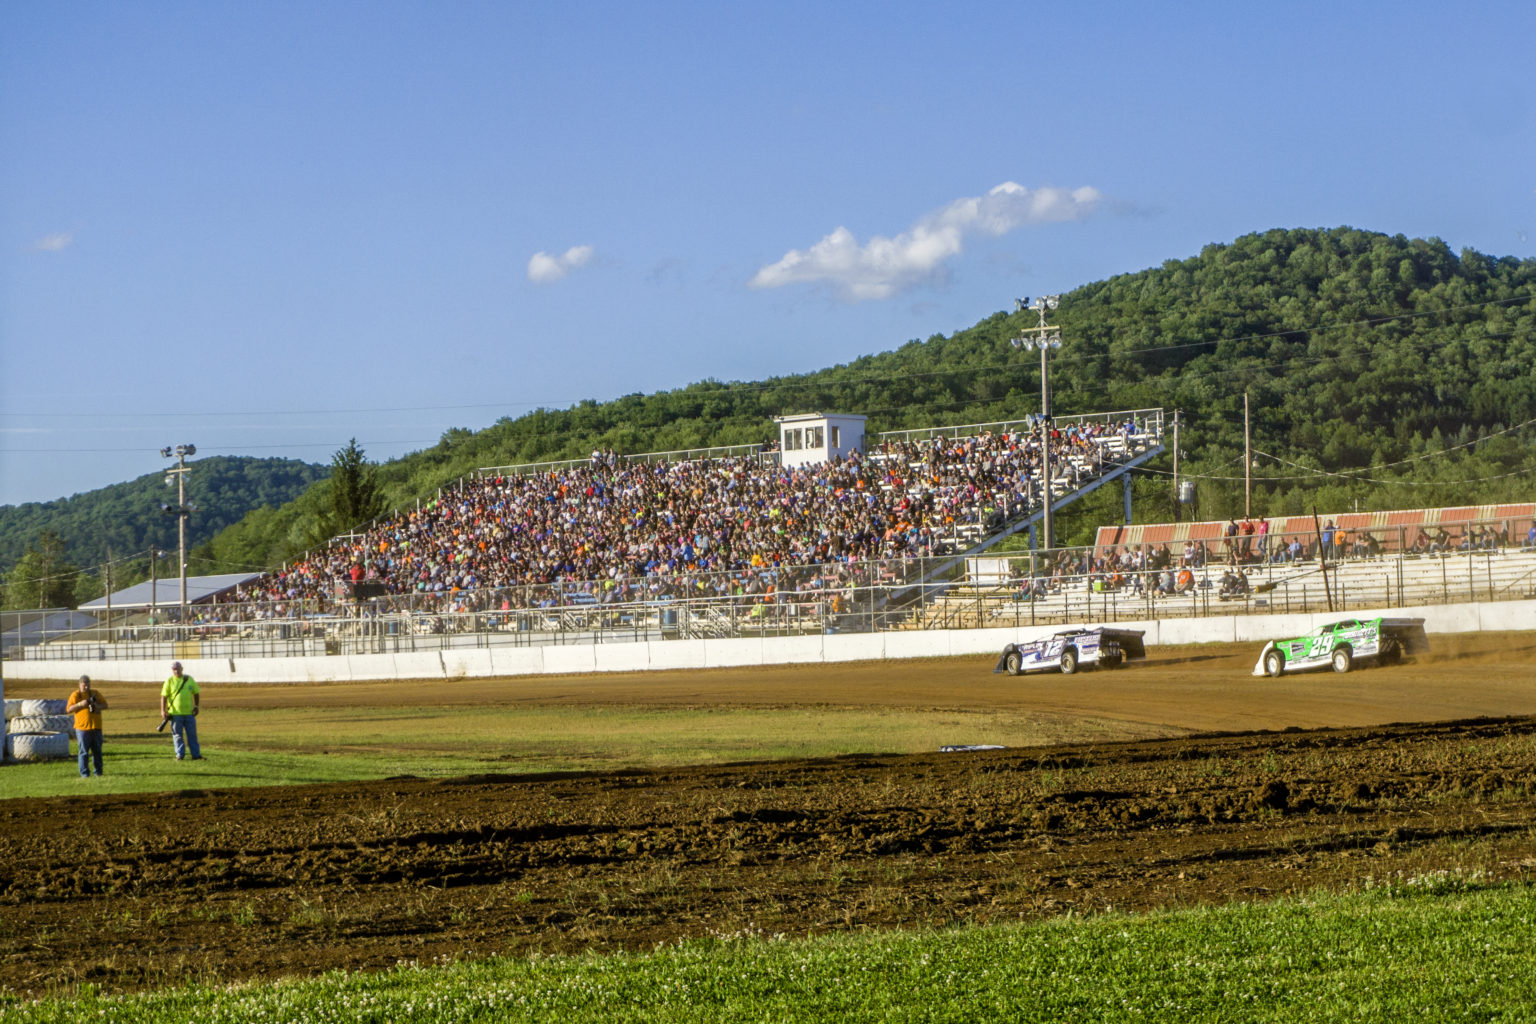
[10,409,1167,660]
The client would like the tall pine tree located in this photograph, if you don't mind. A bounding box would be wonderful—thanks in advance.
[307,439,385,548]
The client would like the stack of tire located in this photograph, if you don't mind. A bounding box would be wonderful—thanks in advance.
[3,698,73,763]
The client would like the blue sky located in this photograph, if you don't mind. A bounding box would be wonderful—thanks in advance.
[3,1,1533,507]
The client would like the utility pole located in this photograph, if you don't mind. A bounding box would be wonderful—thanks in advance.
[161,444,196,621]
[1244,391,1252,519]
[1012,295,1062,550]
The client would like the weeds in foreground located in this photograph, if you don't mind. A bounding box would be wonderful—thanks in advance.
[6,877,1534,1023]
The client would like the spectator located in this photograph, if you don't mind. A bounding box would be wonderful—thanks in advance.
[1218,569,1249,599]
[161,661,202,762]
[66,675,109,778]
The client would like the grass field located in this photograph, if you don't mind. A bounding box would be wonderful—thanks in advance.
[2,875,1530,1023]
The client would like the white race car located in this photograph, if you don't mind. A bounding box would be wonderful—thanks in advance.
[993,627,1147,676]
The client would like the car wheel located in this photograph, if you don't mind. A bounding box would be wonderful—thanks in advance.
[1331,646,1353,674]
[1379,638,1402,665]
[1100,651,1123,669]
[1060,648,1079,675]
[1264,650,1283,677]
[1004,651,1023,676]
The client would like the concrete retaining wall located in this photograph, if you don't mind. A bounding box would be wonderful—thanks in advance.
[6,599,1532,686]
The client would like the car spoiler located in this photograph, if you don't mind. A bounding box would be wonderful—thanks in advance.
[1100,628,1148,660]
[1379,618,1431,654]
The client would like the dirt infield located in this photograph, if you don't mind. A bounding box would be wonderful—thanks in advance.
[3,631,1536,995]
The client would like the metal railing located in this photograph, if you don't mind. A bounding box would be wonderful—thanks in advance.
[476,441,780,481]
[873,408,1162,446]
[10,527,1536,662]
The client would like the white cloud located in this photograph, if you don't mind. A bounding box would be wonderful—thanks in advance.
[33,232,74,253]
[526,245,594,283]
[749,182,1102,301]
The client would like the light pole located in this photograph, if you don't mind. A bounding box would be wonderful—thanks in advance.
[161,444,196,621]
[1012,296,1062,551]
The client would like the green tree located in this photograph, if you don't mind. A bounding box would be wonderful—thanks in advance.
[3,530,79,609]
[330,438,385,531]
[308,439,385,547]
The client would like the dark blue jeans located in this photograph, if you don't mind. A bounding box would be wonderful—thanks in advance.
[170,714,201,759]
[77,728,103,776]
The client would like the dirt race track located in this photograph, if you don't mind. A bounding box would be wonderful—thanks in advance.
[4,631,1536,996]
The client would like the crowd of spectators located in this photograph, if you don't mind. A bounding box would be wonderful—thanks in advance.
[213,416,1150,622]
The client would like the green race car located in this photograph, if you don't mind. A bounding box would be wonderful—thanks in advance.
[1253,617,1429,676]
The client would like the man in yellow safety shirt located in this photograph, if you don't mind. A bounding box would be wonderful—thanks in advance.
[160,661,203,761]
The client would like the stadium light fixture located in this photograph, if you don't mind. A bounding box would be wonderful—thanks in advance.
[161,443,197,619]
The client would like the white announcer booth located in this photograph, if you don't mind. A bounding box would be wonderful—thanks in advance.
[774,413,866,470]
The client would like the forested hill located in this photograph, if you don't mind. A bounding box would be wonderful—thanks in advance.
[0,456,326,579]
[140,227,1536,577]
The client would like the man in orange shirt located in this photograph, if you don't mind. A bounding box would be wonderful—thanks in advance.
[66,674,109,778]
